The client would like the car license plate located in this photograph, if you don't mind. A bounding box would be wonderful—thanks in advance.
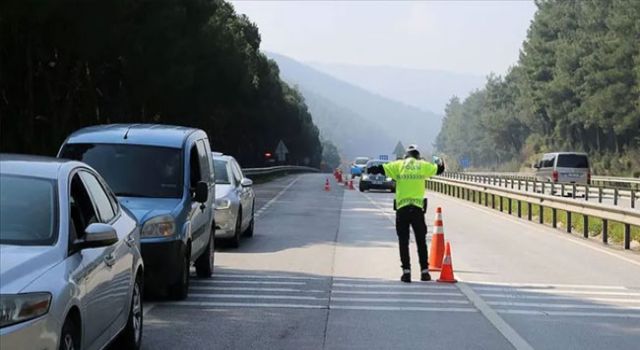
[373,181,383,185]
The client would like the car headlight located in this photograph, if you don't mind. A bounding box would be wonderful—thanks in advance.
[362,175,369,180]
[0,293,51,328]
[386,177,393,182]
[215,198,231,210]
[141,215,175,237]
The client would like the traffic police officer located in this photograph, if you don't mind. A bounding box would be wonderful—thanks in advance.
[367,145,445,282]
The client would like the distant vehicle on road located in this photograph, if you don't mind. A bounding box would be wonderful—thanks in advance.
[351,157,370,177]
[58,124,216,300]
[212,153,255,248]
[359,160,395,192]
[0,154,144,350]
[534,152,591,186]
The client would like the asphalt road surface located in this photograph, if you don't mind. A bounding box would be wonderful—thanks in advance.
[142,174,640,350]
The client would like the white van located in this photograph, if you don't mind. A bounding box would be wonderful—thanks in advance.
[534,152,591,185]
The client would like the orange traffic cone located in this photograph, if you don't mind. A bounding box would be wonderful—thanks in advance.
[429,207,446,271]
[437,241,457,283]
[325,178,331,192]
[348,179,355,190]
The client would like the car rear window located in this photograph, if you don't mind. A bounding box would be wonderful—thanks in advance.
[0,175,57,245]
[60,143,183,198]
[355,158,368,165]
[556,154,589,168]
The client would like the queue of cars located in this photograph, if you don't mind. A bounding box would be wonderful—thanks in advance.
[0,123,255,350]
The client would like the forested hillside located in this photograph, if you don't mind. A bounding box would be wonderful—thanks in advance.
[0,0,322,167]
[435,0,640,176]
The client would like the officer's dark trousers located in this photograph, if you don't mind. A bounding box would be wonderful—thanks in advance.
[395,205,428,271]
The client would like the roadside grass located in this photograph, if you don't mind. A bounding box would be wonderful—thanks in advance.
[459,187,639,250]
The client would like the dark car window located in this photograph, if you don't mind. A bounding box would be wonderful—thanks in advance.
[364,161,387,173]
[355,158,368,165]
[0,175,57,245]
[556,154,589,168]
[542,156,555,168]
[69,173,100,241]
[214,159,230,184]
[60,143,183,198]
[79,171,115,223]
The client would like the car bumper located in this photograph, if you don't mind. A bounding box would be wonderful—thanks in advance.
[214,209,236,238]
[361,181,395,190]
[141,240,187,290]
[0,315,59,350]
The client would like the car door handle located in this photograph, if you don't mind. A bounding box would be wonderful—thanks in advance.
[104,254,116,267]
[125,236,136,247]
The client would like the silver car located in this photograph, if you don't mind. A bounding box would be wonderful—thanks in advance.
[212,154,255,248]
[0,155,144,350]
[534,152,591,186]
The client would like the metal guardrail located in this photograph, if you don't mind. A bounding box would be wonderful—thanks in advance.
[243,165,319,177]
[428,176,639,250]
[463,171,640,190]
[443,172,638,208]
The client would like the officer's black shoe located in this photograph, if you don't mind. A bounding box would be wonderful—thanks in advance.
[421,270,432,282]
[400,270,411,283]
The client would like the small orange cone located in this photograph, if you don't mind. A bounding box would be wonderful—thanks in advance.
[325,178,331,192]
[437,241,457,283]
[428,207,445,271]
[348,179,355,190]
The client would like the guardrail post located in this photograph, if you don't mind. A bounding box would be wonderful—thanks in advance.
[516,200,521,218]
[525,180,529,192]
[560,183,565,197]
[585,185,589,201]
[632,190,636,209]
[602,219,608,244]
[598,187,603,203]
[499,196,503,212]
[613,188,618,206]
[485,192,489,207]
[552,208,557,228]
[624,224,631,250]
[510,179,514,189]
[518,180,521,191]
[491,194,495,209]
[508,198,512,215]
[527,202,532,221]
[572,184,576,199]
[566,211,572,233]
[541,182,546,195]
[539,205,544,224]
[583,215,589,238]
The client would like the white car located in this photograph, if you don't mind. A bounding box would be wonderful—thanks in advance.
[212,154,255,248]
[0,154,143,350]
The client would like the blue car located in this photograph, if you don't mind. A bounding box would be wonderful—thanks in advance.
[350,157,370,177]
[58,124,216,300]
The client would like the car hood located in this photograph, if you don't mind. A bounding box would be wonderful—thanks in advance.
[215,184,233,199]
[118,197,182,223]
[0,245,62,294]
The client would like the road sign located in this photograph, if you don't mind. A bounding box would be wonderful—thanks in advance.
[275,140,289,162]
[379,155,389,161]
[393,141,405,159]
[460,156,471,169]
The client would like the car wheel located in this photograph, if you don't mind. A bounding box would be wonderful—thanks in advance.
[243,202,255,238]
[169,250,189,300]
[119,273,143,349]
[359,186,366,192]
[59,316,80,350]
[195,232,214,278]
[229,211,241,248]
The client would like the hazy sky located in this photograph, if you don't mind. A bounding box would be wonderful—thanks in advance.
[231,1,537,75]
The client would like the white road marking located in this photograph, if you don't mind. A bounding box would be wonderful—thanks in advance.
[191,286,325,293]
[192,280,305,285]
[330,305,476,312]
[497,309,640,318]
[213,274,325,280]
[255,176,300,218]
[480,293,640,303]
[431,192,640,268]
[488,301,640,310]
[331,297,469,304]
[169,301,325,309]
[332,290,463,297]
[465,281,629,290]
[189,293,327,301]
[476,288,640,297]
[333,282,456,290]
[457,282,535,350]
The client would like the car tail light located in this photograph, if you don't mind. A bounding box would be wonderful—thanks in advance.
[552,170,558,182]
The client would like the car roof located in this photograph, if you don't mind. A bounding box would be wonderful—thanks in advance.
[0,154,78,179]
[64,124,201,148]
[543,152,588,157]
[366,160,388,165]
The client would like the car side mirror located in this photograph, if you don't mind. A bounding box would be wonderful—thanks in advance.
[240,178,253,187]
[194,181,209,203]
[532,163,540,169]
[77,223,118,249]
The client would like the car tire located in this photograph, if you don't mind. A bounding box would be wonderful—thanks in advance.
[169,250,189,300]
[59,316,80,350]
[119,273,143,350]
[195,231,215,278]
[243,202,255,238]
[359,186,367,192]
[229,211,242,248]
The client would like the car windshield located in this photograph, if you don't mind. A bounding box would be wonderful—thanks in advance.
[557,154,589,168]
[214,159,230,184]
[0,175,57,245]
[355,158,369,165]
[60,143,183,198]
